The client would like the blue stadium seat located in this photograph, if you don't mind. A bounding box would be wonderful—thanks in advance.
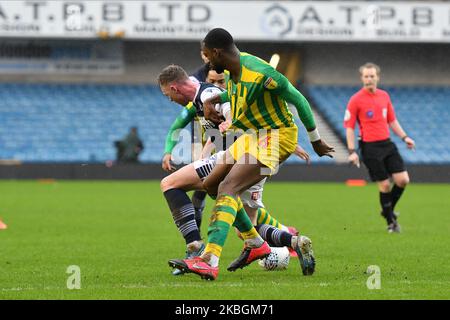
[0,83,183,163]
[1,83,448,164]
[285,117,334,165]
[308,85,450,164]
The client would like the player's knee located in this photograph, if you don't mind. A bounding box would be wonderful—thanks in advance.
[378,180,391,193]
[397,175,410,188]
[203,179,218,197]
[218,178,235,196]
[160,176,174,192]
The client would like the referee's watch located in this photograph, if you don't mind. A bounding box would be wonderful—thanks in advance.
[348,148,356,155]
[401,135,409,142]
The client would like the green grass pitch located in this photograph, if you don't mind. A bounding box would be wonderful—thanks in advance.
[0,180,449,299]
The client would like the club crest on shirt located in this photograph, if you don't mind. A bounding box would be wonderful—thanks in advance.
[258,136,271,149]
[264,77,278,90]
[344,110,351,121]
[366,110,374,118]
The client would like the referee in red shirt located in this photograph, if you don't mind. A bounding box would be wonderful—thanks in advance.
[344,63,415,233]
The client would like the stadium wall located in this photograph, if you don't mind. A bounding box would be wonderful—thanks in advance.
[0,40,298,84]
[2,40,449,86]
[302,42,450,85]
[123,41,450,86]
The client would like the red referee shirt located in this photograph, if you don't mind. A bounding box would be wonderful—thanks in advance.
[344,88,396,142]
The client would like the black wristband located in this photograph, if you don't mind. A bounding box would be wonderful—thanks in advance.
[401,135,409,142]
[348,149,356,155]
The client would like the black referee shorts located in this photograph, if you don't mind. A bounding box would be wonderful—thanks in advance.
[360,139,406,182]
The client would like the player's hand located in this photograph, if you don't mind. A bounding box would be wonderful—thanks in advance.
[201,138,215,159]
[404,136,415,150]
[203,99,222,124]
[348,152,360,168]
[162,154,176,172]
[294,144,310,164]
[219,119,232,133]
[311,139,335,158]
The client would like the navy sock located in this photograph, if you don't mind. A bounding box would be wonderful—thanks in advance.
[191,190,207,229]
[163,189,201,244]
[256,224,292,248]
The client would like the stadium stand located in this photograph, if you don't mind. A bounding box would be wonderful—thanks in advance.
[0,82,337,164]
[286,113,335,164]
[308,85,450,164]
[0,83,183,163]
[0,82,449,165]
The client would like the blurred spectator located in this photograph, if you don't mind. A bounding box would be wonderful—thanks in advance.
[115,127,144,163]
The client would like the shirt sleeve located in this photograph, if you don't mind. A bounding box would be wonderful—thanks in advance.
[222,103,231,120]
[343,96,359,129]
[200,87,222,103]
[164,104,196,154]
[200,87,231,118]
[219,90,229,103]
[262,67,316,131]
[386,94,396,123]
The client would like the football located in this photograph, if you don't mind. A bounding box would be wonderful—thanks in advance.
[258,246,290,271]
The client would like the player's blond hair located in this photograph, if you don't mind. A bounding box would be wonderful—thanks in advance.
[158,65,189,86]
[359,62,381,75]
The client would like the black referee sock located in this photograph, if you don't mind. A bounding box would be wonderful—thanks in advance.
[379,192,395,224]
[256,224,292,248]
[163,189,202,245]
[391,185,405,211]
[191,190,207,229]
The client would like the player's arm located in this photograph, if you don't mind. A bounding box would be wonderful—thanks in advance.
[271,77,316,131]
[218,102,232,133]
[202,91,228,124]
[200,89,231,157]
[201,103,231,158]
[201,137,216,159]
[293,144,310,164]
[162,104,196,172]
[221,101,232,121]
[265,69,334,157]
[345,128,360,168]
[344,97,360,168]
[389,120,415,150]
[346,128,357,152]
[386,98,415,150]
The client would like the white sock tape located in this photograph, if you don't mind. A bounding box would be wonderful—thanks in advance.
[307,128,321,142]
